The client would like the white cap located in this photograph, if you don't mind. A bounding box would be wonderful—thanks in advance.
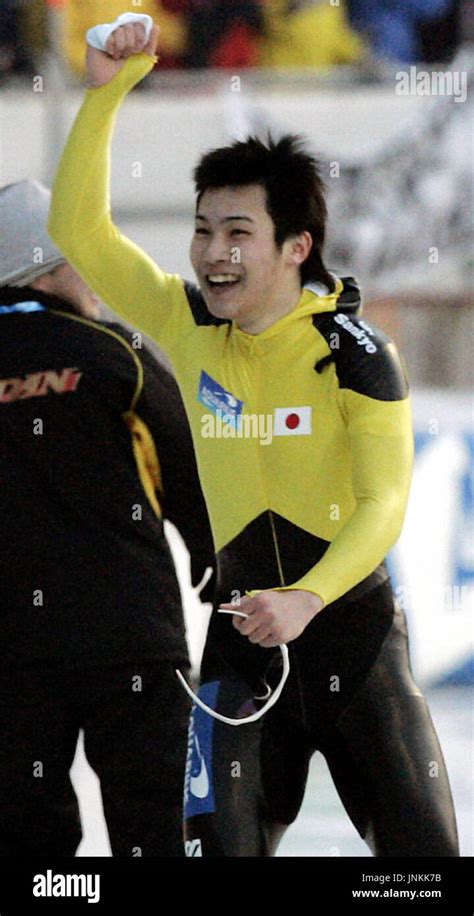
[0,180,66,287]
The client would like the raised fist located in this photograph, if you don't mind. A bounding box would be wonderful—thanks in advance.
[86,21,160,88]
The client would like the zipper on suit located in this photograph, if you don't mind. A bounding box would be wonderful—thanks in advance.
[248,337,286,589]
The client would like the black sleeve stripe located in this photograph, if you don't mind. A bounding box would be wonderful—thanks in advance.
[183,280,231,328]
[313,313,409,401]
[315,353,334,374]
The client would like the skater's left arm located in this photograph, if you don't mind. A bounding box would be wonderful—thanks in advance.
[279,396,414,604]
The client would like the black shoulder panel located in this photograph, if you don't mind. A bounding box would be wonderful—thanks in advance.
[313,312,409,401]
[335,276,362,315]
[183,280,232,328]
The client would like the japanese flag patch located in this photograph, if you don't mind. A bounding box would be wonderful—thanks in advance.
[273,406,312,436]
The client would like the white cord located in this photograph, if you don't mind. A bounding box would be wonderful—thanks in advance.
[175,609,290,726]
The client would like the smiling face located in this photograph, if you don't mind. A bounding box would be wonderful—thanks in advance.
[190,184,312,334]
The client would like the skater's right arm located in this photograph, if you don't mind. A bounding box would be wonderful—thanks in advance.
[49,20,194,355]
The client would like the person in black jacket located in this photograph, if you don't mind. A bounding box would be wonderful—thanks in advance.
[0,179,215,857]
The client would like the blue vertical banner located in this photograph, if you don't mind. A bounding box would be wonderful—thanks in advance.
[390,397,473,686]
[454,433,474,588]
[184,680,220,818]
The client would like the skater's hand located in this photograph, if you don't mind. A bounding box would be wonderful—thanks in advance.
[220,589,324,648]
[86,21,160,88]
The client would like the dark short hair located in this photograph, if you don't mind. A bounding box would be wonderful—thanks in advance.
[193,133,334,291]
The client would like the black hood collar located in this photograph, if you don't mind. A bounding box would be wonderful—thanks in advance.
[0,285,79,316]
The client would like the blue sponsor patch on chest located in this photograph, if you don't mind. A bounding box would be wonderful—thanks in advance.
[198,370,243,429]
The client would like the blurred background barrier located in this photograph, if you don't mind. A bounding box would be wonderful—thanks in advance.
[392,390,473,685]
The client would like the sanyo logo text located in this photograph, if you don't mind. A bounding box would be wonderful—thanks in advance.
[33,870,100,903]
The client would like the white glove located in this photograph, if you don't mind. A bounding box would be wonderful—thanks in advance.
[86,12,153,52]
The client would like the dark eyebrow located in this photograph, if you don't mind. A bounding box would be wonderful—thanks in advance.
[195,214,255,224]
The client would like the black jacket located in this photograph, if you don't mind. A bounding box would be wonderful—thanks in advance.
[0,287,215,665]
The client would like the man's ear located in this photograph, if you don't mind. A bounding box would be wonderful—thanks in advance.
[287,231,313,267]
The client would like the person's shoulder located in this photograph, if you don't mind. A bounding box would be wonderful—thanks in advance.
[314,311,409,401]
[101,320,174,380]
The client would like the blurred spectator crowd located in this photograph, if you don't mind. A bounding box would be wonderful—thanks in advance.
[0,0,469,81]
